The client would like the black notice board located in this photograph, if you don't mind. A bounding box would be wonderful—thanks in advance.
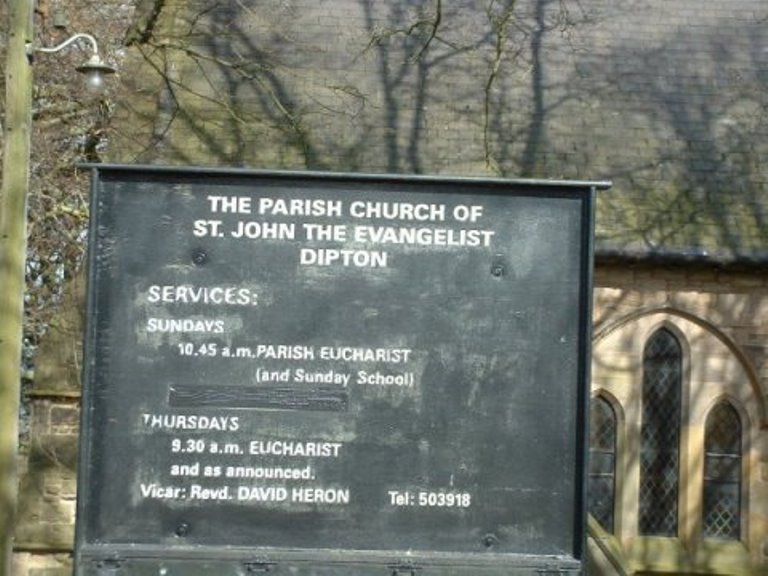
[75,166,605,575]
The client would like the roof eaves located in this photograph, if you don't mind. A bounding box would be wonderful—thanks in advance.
[595,247,768,272]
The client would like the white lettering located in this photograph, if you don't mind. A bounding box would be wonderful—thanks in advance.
[248,440,342,458]
[139,483,185,499]
[141,414,240,432]
[146,318,225,333]
[357,370,414,387]
[226,465,313,480]
[294,368,350,387]
[230,221,295,239]
[189,485,231,501]
[237,486,289,502]
[257,198,343,217]
[348,201,446,222]
[145,285,256,306]
[319,347,412,363]
[299,248,388,268]
[291,487,350,504]
[353,225,494,247]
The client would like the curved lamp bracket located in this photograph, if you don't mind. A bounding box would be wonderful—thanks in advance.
[26,33,116,92]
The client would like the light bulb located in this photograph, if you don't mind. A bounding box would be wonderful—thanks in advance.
[84,70,106,93]
[76,54,116,93]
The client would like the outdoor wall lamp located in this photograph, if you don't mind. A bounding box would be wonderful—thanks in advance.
[26,33,116,92]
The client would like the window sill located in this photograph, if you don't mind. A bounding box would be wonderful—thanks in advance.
[626,535,752,574]
[586,517,755,575]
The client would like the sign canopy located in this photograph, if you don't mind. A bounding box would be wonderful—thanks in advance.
[76,166,605,575]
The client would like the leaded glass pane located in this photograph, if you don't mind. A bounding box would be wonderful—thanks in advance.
[639,329,681,536]
[591,397,616,451]
[703,403,741,540]
[590,451,615,475]
[705,454,740,482]
[589,397,616,532]
[589,477,615,532]
[704,483,740,539]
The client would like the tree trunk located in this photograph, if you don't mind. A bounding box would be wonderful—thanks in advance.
[0,1,33,574]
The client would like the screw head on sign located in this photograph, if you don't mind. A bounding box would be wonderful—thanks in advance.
[191,249,208,265]
[175,522,190,537]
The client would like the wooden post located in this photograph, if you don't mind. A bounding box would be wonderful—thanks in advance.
[0,1,34,574]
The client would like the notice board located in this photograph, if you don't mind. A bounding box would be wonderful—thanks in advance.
[75,166,606,575]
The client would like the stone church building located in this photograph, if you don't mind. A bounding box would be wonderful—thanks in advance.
[12,0,768,574]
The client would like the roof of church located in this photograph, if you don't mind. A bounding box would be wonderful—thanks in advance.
[574,1,768,266]
[114,0,768,266]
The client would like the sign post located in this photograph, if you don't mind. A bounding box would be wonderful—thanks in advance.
[75,166,608,575]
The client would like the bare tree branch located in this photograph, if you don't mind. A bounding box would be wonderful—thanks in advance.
[125,0,166,46]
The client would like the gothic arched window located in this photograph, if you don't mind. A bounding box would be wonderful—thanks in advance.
[703,402,742,540]
[639,328,682,536]
[589,396,617,532]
